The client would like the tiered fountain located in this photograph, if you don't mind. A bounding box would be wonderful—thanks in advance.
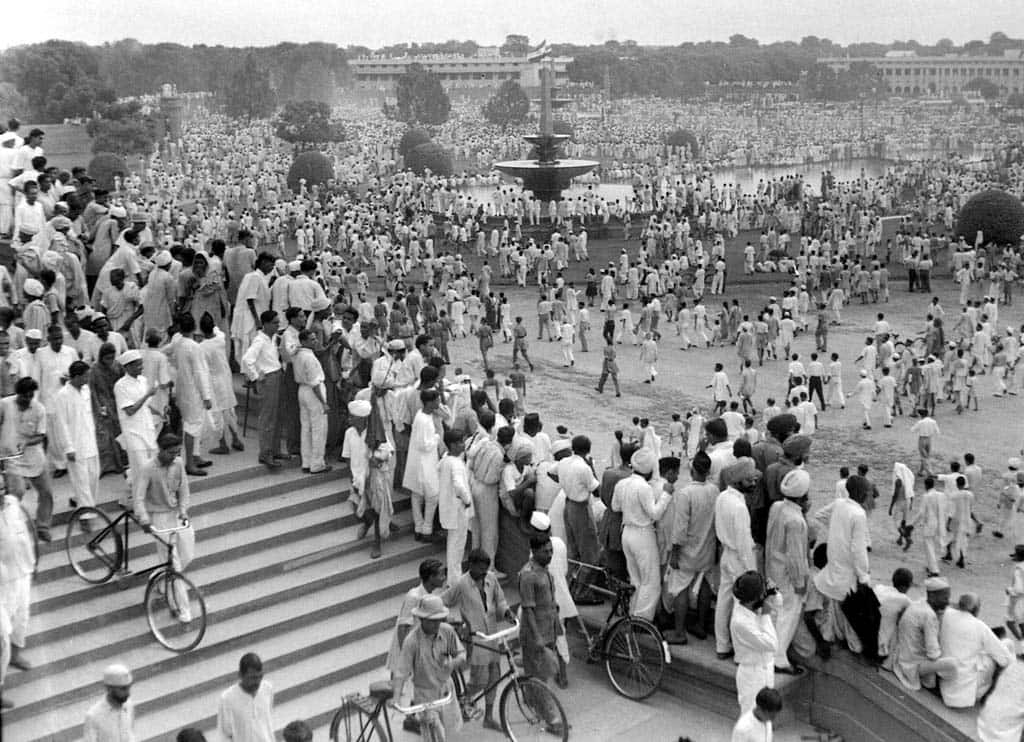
[494,65,599,203]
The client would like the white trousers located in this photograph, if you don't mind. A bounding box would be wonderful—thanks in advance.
[737,661,774,713]
[151,511,195,622]
[47,413,67,470]
[126,444,158,505]
[774,587,804,669]
[622,525,662,621]
[412,490,439,535]
[471,481,499,562]
[716,562,742,654]
[446,523,468,585]
[923,536,941,574]
[298,385,327,471]
[0,574,31,646]
[68,455,100,508]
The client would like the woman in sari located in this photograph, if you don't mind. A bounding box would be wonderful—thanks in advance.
[89,342,127,476]
[179,253,230,335]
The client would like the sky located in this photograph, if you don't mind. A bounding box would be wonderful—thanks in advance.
[5,0,1023,50]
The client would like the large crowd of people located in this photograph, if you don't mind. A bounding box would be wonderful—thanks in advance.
[0,92,1023,742]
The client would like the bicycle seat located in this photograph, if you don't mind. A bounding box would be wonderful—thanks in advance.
[369,681,394,701]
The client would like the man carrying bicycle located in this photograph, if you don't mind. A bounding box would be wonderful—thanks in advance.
[134,433,195,623]
[392,594,466,741]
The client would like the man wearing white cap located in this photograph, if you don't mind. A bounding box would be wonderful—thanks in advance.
[84,663,134,742]
[114,350,163,496]
[611,447,672,620]
[892,576,958,692]
[51,361,100,514]
[765,468,811,675]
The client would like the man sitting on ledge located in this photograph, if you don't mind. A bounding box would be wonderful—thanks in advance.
[892,576,958,694]
[939,592,1012,708]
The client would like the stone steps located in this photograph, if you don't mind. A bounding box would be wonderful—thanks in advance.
[4,454,444,742]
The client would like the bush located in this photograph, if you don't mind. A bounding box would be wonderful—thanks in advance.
[956,189,1024,246]
[286,151,334,193]
[398,128,432,158]
[87,152,128,191]
[664,128,700,158]
[405,142,452,176]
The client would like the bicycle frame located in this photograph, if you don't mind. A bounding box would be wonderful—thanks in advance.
[88,507,177,578]
[457,635,521,708]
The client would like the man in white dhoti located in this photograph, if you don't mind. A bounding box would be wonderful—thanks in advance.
[715,458,760,659]
[765,468,811,675]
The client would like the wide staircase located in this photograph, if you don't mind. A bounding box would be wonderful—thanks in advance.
[2,449,439,742]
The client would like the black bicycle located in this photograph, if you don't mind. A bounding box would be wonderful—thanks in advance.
[567,558,669,700]
[65,505,207,652]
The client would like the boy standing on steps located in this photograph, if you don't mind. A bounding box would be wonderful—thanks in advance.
[438,430,474,583]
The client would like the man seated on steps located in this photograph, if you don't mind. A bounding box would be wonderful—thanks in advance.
[939,592,1012,708]
[892,576,959,695]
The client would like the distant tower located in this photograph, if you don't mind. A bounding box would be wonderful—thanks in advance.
[160,83,184,141]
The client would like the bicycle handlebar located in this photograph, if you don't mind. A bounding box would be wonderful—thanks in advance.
[390,690,453,716]
[149,520,191,535]
[474,620,519,643]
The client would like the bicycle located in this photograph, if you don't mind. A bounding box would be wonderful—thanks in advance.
[450,621,569,742]
[567,558,670,700]
[328,685,454,742]
[64,504,207,652]
[330,622,569,742]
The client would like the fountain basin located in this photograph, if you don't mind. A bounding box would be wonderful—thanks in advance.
[493,158,601,203]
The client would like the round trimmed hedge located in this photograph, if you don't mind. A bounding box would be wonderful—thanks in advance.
[87,152,128,191]
[956,189,1024,246]
[664,128,700,158]
[406,142,452,176]
[286,151,334,193]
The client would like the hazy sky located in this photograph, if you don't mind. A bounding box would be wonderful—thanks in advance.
[6,0,1022,49]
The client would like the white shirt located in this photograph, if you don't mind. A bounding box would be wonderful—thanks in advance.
[241,332,282,380]
[51,383,98,459]
[83,697,135,742]
[217,681,275,742]
[977,657,1024,742]
[555,454,599,503]
[716,486,756,577]
[940,608,1012,708]
[731,602,777,667]
[813,498,870,601]
[114,374,157,451]
[611,473,671,528]
[732,709,773,742]
[35,345,79,407]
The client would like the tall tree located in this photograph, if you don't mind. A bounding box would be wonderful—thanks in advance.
[393,63,450,125]
[275,100,345,145]
[224,55,276,120]
[482,80,530,128]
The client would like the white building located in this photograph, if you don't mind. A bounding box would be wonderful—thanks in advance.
[818,49,1024,97]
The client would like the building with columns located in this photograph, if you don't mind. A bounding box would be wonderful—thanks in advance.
[819,49,1024,97]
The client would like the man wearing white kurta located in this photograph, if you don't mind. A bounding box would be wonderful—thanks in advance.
[765,468,811,674]
[977,647,1024,742]
[0,491,36,678]
[114,351,160,502]
[404,389,441,540]
[51,362,99,511]
[168,314,213,475]
[730,570,779,713]
[939,593,1011,708]
[909,477,947,577]
[612,448,671,620]
[230,255,273,362]
[813,483,871,649]
[35,325,79,473]
[438,431,474,583]
[715,458,759,657]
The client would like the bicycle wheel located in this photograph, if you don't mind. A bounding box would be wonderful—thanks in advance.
[328,699,386,742]
[144,569,207,652]
[500,676,569,742]
[604,616,665,700]
[65,507,122,583]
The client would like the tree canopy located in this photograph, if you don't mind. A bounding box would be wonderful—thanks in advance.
[482,80,530,127]
[225,55,276,120]
[392,64,450,125]
[275,100,345,145]
[86,98,157,156]
[956,189,1024,245]
[965,76,1001,100]
[0,40,115,120]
